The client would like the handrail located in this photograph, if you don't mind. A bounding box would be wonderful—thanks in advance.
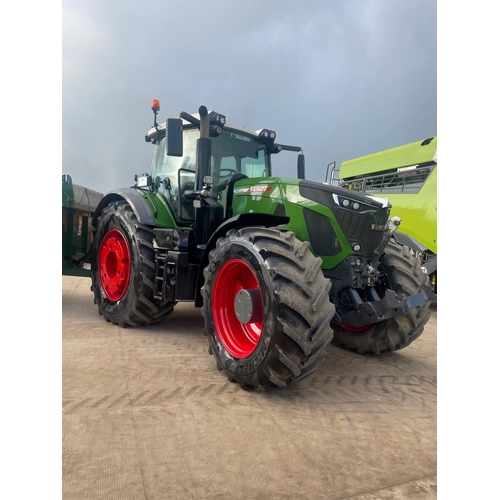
[338,166,433,194]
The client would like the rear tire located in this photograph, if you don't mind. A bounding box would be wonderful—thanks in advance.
[332,239,432,354]
[90,200,176,327]
[201,227,336,390]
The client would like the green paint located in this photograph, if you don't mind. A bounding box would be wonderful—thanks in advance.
[231,177,351,269]
[141,191,191,230]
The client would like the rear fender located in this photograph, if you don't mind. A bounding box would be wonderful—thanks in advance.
[91,188,156,227]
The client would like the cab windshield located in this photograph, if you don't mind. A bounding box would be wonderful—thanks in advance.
[151,128,270,220]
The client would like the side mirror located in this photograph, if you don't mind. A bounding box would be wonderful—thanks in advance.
[166,118,183,157]
[297,154,305,180]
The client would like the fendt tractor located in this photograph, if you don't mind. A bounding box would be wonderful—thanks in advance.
[78,101,436,390]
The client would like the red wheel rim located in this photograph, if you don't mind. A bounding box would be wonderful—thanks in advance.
[212,259,263,358]
[339,322,373,333]
[98,229,131,302]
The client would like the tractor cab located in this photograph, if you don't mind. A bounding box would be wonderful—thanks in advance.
[144,102,304,224]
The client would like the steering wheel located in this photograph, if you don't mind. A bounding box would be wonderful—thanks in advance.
[211,169,237,184]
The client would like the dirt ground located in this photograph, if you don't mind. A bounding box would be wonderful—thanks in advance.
[62,275,437,500]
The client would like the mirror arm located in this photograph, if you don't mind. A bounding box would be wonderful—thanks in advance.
[179,111,201,129]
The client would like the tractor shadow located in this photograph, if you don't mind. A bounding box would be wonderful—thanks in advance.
[144,303,205,339]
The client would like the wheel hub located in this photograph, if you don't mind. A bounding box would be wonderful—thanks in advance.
[234,289,262,324]
[98,229,131,302]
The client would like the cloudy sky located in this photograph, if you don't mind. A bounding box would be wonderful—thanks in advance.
[62,0,436,194]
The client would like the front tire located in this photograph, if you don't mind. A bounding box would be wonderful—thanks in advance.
[201,227,336,390]
[332,238,432,354]
[90,200,176,327]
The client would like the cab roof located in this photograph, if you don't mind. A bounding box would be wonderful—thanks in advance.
[146,111,263,141]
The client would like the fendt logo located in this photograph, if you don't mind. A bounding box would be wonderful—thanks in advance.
[234,185,273,194]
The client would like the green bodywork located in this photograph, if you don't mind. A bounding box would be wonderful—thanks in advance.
[137,175,352,270]
[231,177,351,269]
[339,138,437,255]
[141,190,186,230]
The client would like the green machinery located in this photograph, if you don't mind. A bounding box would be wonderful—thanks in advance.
[68,102,436,390]
[328,138,437,292]
[62,174,103,277]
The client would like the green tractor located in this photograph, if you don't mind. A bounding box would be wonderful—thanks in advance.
[85,102,436,390]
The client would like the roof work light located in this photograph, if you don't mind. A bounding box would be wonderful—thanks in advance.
[255,129,277,144]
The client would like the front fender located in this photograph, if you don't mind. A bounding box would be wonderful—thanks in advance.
[194,213,290,307]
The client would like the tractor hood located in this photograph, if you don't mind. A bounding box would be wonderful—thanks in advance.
[299,180,390,210]
[297,180,393,266]
[231,177,394,271]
